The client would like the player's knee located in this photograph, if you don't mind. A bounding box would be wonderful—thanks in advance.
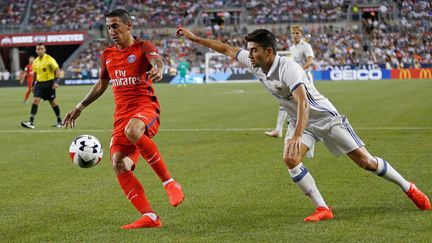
[111,154,132,174]
[112,158,129,174]
[356,156,377,171]
[283,156,299,168]
[124,120,146,143]
[124,125,140,143]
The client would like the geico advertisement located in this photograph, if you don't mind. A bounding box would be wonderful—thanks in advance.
[329,69,383,81]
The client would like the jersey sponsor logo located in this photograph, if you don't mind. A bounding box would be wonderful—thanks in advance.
[149,52,159,56]
[110,76,142,87]
[271,92,293,100]
[127,54,136,63]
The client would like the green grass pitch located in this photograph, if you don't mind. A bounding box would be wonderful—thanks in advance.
[0,79,431,242]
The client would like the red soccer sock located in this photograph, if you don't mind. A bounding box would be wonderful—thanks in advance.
[134,134,172,182]
[24,88,31,101]
[117,171,153,214]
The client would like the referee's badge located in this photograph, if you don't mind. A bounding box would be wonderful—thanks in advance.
[127,54,136,63]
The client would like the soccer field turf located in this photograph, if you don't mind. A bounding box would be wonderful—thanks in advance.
[1,79,431,242]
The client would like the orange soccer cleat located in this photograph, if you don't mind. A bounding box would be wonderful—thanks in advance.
[121,215,162,229]
[264,130,282,138]
[164,181,184,207]
[406,182,431,210]
[304,206,334,222]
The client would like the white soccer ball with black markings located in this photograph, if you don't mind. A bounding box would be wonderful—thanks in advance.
[69,135,103,168]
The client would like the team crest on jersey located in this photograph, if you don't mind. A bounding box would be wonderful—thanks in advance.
[127,54,136,63]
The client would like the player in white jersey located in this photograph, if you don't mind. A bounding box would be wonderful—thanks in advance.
[176,26,431,221]
[265,25,315,138]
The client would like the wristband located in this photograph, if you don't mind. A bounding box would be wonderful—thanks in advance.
[54,78,60,84]
[76,103,86,111]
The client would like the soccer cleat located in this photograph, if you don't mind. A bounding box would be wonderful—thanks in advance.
[52,123,62,128]
[264,130,282,138]
[164,181,184,207]
[304,206,334,222]
[121,215,162,229]
[21,121,35,129]
[406,182,431,210]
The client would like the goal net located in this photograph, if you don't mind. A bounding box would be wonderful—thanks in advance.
[205,51,290,83]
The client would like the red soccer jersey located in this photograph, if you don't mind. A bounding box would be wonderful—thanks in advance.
[99,39,161,118]
[24,63,33,83]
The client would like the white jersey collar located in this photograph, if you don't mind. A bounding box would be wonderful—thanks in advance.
[266,54,280,78]
[293,39,304,47]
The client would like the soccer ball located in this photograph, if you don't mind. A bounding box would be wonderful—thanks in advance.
[69,135,103,168]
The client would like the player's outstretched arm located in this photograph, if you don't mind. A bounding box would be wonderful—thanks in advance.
[63,78,109,129]
[176,26,239,59]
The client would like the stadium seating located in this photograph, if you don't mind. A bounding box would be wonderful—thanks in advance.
[28,0,110,31]
[0,0,27,25]
[0,0,431,78]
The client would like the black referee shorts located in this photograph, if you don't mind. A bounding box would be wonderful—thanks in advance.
[33,80,56,100]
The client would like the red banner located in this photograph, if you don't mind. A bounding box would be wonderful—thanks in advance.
[0,31,86,47]
[391,68,432,79]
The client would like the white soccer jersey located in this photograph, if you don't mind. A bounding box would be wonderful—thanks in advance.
[289,39,314,72]
[236,50,338,123]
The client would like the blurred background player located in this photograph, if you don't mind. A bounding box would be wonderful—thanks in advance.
[177,26,430,222]
[177,53,190,87]
[265,25,315,138]
[63,9,184,229]
[21,44,62,129]
[19,56,34,103]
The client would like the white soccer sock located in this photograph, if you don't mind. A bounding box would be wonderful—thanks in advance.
[143,212,157,222]
[162,178,174,187]
[275,108,288,134]
[288,163,328,208]
[374,157,411,192]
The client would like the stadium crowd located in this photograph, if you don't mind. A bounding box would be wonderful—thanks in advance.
[66,26,431,78]
[28,0,110,31]
[0,0,431,79]
[243,0,350,24]
[0,0,27,25]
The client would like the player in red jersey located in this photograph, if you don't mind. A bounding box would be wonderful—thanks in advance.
[19,56,34,103]
[63,9,184,229]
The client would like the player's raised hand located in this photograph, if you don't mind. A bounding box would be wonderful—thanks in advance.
[62,108,81,129]
[176,25,196,41]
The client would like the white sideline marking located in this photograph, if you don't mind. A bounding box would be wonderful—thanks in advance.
[1,127,432,133]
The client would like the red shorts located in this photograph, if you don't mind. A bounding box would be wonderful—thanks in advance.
[110,107,160,165]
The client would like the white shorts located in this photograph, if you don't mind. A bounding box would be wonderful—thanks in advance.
[285,115,364,158]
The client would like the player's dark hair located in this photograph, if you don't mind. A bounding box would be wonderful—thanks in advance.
[245,29,277,54]
[106,9,132,23]
[36,43,45,47]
